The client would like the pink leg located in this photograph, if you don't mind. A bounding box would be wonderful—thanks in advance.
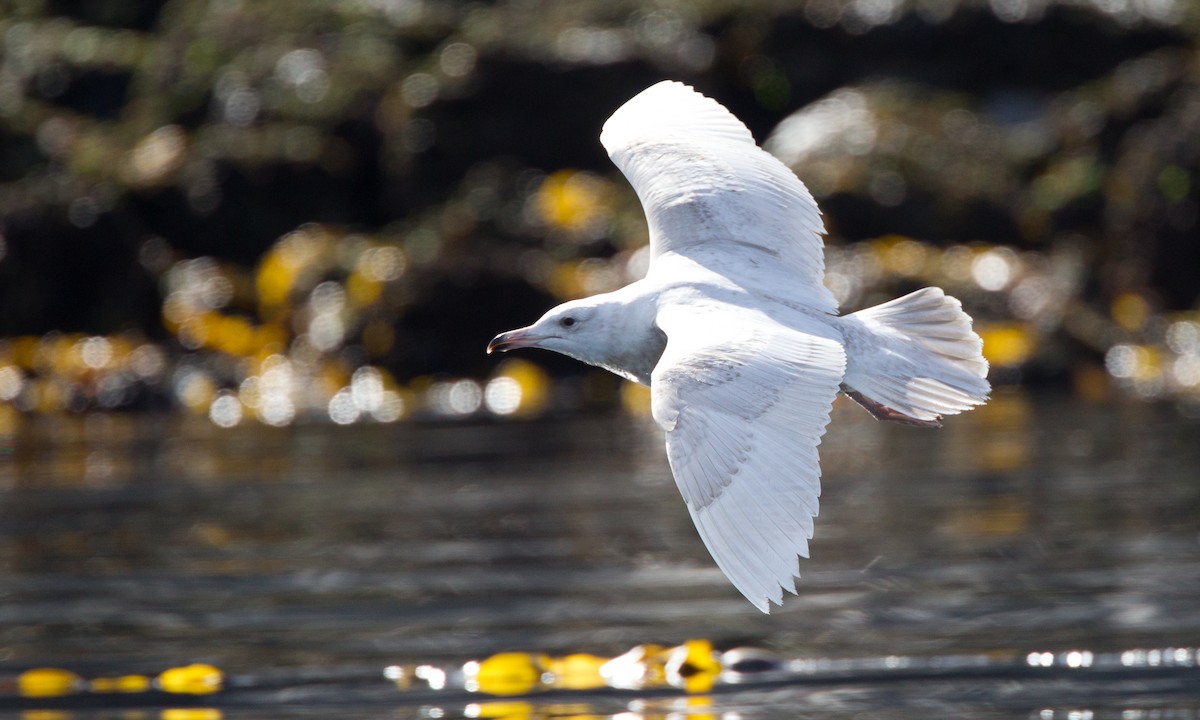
[842,387,943,429]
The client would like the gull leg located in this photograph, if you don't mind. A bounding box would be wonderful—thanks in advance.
[841,386,943,429]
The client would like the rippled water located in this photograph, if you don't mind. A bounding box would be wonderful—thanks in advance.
[2,392,1199,717]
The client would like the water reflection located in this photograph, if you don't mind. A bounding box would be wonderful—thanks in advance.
[0,394,1199,715]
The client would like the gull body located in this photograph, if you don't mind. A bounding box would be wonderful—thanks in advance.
[488,81,990,612]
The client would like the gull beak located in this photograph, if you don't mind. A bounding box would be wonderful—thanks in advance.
[487,327,542,354]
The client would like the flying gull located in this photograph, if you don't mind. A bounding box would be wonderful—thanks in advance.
[488,81,990,612]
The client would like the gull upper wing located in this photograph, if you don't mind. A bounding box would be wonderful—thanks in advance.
[601,81,837,314]
[651,303,846,612]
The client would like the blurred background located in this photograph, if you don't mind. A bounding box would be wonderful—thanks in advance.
[0,0,1197,425]
[2,0,1200,716]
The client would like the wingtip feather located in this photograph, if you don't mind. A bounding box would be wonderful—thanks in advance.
[600,80,754,158]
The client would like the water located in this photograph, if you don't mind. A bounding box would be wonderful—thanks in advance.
[1,392,1199,717]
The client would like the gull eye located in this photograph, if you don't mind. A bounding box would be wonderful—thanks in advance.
[560,317,576,328]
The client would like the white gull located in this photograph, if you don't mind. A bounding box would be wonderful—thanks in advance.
[488,81,990,612]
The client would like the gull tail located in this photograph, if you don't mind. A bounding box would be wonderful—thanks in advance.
[838,287,990,428]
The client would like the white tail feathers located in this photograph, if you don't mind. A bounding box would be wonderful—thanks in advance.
[839,287,990,426]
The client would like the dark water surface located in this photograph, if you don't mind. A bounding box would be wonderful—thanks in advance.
[2,392,1200,717]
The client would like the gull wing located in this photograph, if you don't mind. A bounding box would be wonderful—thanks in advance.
[651,303,846,612]
[601,81,837,314]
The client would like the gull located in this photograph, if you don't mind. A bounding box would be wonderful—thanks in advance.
[487,81,990,612]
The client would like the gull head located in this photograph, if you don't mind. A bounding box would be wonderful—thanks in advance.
[487,298,603,360]
[487,291,665,386]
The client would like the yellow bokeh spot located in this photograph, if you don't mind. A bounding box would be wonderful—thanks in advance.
[11,336,39,369]
[1131,346,1162,382]
[872,235,929,277]
[46,335,81,376]
[20,711,72,720]
[620,381,652,417]
[464,701,534,719]
[255,253,294,319]
[18,668,83,698]
[26,378,65,412]
[255,226,336,321]
[679,639,721,675]
[177,373,216,413]
[545,260,585,300]
[471,653,546,696]
[254,324,289,358]
[160,710,223,720]
[682,668,717,694]
[492,359,550,416]
[546,653,607,691]
[207,314,258,357]
[533,170,612,235]
[90,674,151,693]
[979,323,1035,367]
[156,664,223,695]
[666,639,722,694]
[1112,292,1150,332]
[346,272,383,308]
[315,363,349,399]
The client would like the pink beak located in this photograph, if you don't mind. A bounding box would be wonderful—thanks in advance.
[487,327,542,354]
